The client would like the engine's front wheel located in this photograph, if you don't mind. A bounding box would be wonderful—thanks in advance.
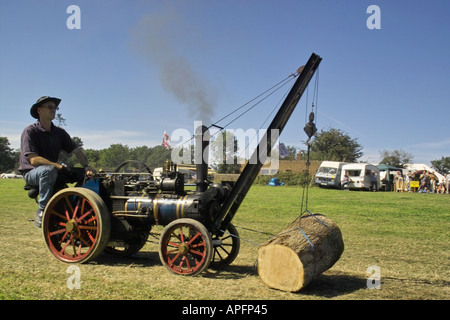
[159,218,212,276]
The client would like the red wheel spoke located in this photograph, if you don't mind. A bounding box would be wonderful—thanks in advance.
[187,232,201,245]
[190,241,206,248]
[51,210,67,221]
[77,208,94,223]
[64,209,71,221]
[72,241,77,257]
[189,249,206,257]
[178,228,185,243]
[86,230,96,243]
[75,243,82,257]
[60,231,70,243]
[63,196,74,219]
[49,229,66,237]
[78,225,97,231]
[79,235,91,247]
[85,216,97,224]
[168,252,181,266]
[72,199,81,220]
[80,198,86,218]
[183,256,192,271]
[179,257,188,272]
[168,241,180,248]
[60,238,72,254]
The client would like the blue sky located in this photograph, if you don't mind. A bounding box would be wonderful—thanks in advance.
[1,0,449,166]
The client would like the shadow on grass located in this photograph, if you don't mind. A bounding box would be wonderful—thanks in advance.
[203,264,258,279]
[92,252,365,298]
[93,252,257,280]
[204,264,367,297]
[299,272,367,298]
[92,250,161,267]
[206,266,367,297]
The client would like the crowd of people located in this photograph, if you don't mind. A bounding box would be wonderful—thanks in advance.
[393,170,450,194]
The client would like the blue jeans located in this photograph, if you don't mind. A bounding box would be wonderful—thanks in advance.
[24,165,59,211]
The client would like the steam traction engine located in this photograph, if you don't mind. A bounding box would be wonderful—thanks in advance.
[42,53,322,276]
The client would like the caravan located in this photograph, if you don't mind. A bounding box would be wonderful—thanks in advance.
[315,161,347,188]
[341,163,380,190]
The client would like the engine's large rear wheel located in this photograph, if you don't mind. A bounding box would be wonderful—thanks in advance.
[42,188,111,263]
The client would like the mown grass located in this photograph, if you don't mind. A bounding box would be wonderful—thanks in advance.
[0,179,448,300]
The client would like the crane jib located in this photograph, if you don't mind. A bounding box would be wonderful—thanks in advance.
[214,53,322,232]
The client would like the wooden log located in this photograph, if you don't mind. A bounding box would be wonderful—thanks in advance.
[257,213,344,292]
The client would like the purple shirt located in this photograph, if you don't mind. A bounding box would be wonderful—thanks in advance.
[19,121,77,172]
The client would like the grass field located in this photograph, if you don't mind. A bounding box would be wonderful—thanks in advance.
[0,179,448,300]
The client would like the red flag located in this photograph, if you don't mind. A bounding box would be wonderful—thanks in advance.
[163,131,170,141]
[162,138,170,150]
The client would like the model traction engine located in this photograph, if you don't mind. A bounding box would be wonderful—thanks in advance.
[41,53,322,276]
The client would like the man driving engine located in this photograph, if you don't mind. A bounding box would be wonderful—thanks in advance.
[18,96,95,228]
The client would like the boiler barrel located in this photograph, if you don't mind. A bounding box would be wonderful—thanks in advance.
[124,195,200,226]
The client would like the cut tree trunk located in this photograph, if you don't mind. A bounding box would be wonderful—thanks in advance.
[257,213,344,292]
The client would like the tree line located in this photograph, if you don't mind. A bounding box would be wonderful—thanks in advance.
[2,127,449,175]
[0,136,172,173]
[64,142,173,172]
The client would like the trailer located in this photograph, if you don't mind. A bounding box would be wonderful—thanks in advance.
[341,163,380,191]
[314,161,347,188]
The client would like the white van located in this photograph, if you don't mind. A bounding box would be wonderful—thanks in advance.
[315,161,347,188]
[341,163,380,191]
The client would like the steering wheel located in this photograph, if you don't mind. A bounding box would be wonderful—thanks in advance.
[113,160,153,180]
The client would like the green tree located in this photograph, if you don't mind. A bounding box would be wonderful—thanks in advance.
[98,144,131,170]
[59,136,84,167]
[56,113,66,127]
[131,146,153,164]
[54,113,85,167]
[310,128,363,162]
[379,149,413,168]
[210,131,241,174]
[431,156,450,175]
[84,144,171,171]
[145,145,172,169]
[84,149,101,169]
[0,137,18,172]
[282,145,298,160]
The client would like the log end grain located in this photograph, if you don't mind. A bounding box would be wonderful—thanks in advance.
[257,244,305,292]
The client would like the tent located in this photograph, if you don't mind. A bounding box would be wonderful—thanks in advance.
[377,163,404,175]
[405,163,444,183]
[268,177,285,186]
[377,164,404,191]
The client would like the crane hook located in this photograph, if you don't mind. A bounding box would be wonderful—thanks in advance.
[303,111,317,139]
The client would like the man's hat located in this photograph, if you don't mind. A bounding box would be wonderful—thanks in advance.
[30,96,61,119]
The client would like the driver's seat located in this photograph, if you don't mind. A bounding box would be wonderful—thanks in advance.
[24,184,39,202]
